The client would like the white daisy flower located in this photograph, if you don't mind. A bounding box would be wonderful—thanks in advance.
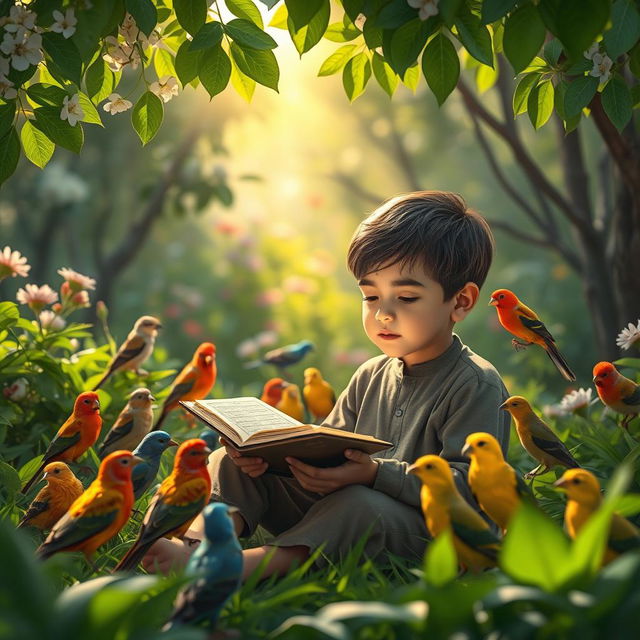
[559,388,593,414]
[60,93,84,127]
[16,283,58,311]
[57,267,96,291]
[616,319,640,351]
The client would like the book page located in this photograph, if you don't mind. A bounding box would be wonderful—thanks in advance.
[195,397,309,443]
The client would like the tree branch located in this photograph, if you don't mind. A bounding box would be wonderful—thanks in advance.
[329,171,385,206]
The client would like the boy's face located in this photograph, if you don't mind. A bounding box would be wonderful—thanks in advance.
[358,262,456,366]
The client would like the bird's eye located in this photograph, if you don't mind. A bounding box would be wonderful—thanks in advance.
[54,468,60,474]
[602,372,608,377]
[499,294,505,299]
[477,441,486,447]
[425,463,433,470]
[160,438,167,443]
[573,478,581,484]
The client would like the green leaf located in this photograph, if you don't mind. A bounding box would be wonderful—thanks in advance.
[285,0,324,31]
[0,102,15,137]
[342,52,371,102]
[131,91,163,145]
[421,32,460,105]
[288,0,330,55]
[564,75,598,117]
[0,301,19,332]
[175,40,203,86]
[632,84,640,107]
[269,4,289,30]
[614,357,640,369]
[153,48,177,79]
[527,79,554,129]
[190,21,224,51]
[602,75,633,131]
[604,0,640,59]
[371,51,398,97]
[387,18,433,76]
[455,8,493,67]
[501,502,571,590]
[324,21,361,42]
[362,17,383,49]
[481,0,518,24]
[439,0,465,26]
[33,106,84,153]
[20,120,54,169]
[554,79,569,119]
[543,38,563,65]
[556,0,610,60]
[0,461,21,500]
[85,59,116,103]
[41,32,83,85]
[226,0,264,28]
[77,93,103,126]
[375,1,419,29]
[230,43,280,91]
[18,455,43,483]
[503,4,546,73]
[476,61,498,94]
[230,60,256,101]
[629,42,640,75]
[318,44,358,77]
[26,83,67,107]
[0,129,18,184]
[423,529,457,587]
[402,64,420,92]
[225,18,278,50]
[125,0,157,36]
[174,0,207,35]
[198,44,231,98]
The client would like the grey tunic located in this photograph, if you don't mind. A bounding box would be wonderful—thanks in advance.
[208,335,510,565]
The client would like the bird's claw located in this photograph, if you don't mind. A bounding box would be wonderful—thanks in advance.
[511,339,530,352]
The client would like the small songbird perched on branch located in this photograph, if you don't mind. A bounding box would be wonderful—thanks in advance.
[554,468,640,565]
[113,439,212,573]
[408,454,501,573]
[164,502,243,631]
[276,383,305,422]
[93,316,162,390]
[18,462,83,531]
[260,378,288,407]
[98,388,155,459]
[36,451,142,562]
[245,340,314,371]
[501,396,580,478]
[462,432,534,533]
[131,431,179,501]
[152,342,217,432]
[489,289,575,381]
[593,361,640,430]
[21,392,102,495]
[303,367,336,422]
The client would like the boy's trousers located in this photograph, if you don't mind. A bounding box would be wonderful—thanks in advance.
[208,448,430,566]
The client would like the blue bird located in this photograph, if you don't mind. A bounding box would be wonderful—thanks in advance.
[164,502,243,631]
[131,431,178,501]
[245,340,314,371]
[198,430,219,451]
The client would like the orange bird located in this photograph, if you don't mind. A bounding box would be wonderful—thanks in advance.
[260,378,288,407]
[593,361,640,430]
[21,391,102,495]
[489,289,576,381]
[36,451,142,561]
[152,343,217,431]
[17,462,83,531]
[113,439,212,572]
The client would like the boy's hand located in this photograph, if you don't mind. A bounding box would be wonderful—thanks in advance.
[220,436,269,478]
[286,449,378,495]
[141,537,198,575]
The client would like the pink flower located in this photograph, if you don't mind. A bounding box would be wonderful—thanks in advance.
[256,289,284,307]
[71,290,90,309]
[236,338,258,358]
[306,250,335,276]
[3,377,29,402]
[38,310,66,330]
[58,267,96,292]
[215,218,243,236]
[256,330,278,348]
[245,255,264,272]
[0,246,30,280]
[164,303,181,318]
[283,275,318,295]
[182,319,204,337]
[16,284,58,312]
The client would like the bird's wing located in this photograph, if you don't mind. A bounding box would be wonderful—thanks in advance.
[41,490,121,553]
[622,385,640,407]
[43,429,81,461]
[162,370,197,409]
[263,346,296,366]
[110,335,147,371]
[531,435,578,467]
[514,471,536,501]
[515,302,539,321]
[170,574,239,626]
[451,518,501,561]
[609,515,640,553]
[518,313,556,344]
[99,415,134,452]
[20,497,50,524]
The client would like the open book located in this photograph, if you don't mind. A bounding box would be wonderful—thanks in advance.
[180,397,392,476]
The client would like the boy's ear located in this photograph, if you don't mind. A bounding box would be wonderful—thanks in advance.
[450,282,480,322]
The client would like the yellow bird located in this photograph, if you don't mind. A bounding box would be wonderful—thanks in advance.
[276,383,305,422]
[500,396,580,477]
[408,454,500,573]
[17,462,84,531]
[303,367,336,422]
[462,432,533,533]
[554,468,640,565]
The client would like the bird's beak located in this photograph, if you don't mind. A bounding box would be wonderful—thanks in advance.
[279,381,289,389]
[149,394,156,402]
[489,297,498,306]
[592,376,598,384]
[461,443,472,458]
[168,439,179,447]
[407,462,418,474]
[203,446,212,456]
[553,478,568,489]
[499,400,508,410]
[205,355,213,365]
[131,455,145,467]
[93,399,101,410]
[156,324,163,330]
[40,472,49,482]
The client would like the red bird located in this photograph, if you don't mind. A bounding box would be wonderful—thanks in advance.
[22,391,102,495]
[260,378,288,407]
[593,361,640,430]
[489,289,575,381]
[152,343,217,431]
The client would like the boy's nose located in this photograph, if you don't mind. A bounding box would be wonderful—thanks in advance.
[375,307,393,322]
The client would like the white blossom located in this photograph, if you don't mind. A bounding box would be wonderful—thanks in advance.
[590,53,613,85]
[0,73,16,99]
[102,92,133,114]
[616,319,640,351]
[0,29,42,71]
[3,5,36,33]
[407,0,439,20]
[0,55,9,76]
[50,8,77,39]
[150,75,179,103]
[583,43,599,60]
[60,94,84,127]
[102,35,140,72]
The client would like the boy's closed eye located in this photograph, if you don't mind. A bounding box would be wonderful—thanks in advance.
[361,295,420,303]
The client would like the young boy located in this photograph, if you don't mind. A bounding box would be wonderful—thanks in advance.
[142,191,510,578]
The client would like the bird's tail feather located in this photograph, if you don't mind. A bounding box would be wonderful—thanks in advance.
[113,540,153,573]
[544,341,576,381]
[151,409,168,432]
[243,360,262,369]
[21,460,46,495]
[92,369,111,391]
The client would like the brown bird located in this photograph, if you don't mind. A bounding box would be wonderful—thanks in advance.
[260,378,288,407]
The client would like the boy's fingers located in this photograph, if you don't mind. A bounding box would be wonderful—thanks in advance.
[286,456,327,478]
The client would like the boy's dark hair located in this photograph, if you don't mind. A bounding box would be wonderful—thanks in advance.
[347,191,494,301]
